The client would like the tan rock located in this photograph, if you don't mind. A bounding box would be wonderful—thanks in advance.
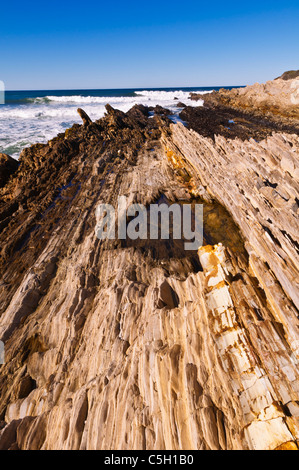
[0,102,298,450]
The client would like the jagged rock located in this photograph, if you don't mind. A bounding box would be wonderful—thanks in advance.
[0,90,298,451]
[0,153,18,188]
[77,108,92,126]
[189,92,203,102]
[127,104,150,128]
[157,280,180,309]
[149,105,173,116]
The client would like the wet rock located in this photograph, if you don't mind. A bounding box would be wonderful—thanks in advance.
[149,105,173,116]
[189,92,203,102]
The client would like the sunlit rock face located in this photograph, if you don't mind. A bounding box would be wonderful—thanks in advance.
[190,76,299,122]
[0,97,298,450]
[198,244,298,450]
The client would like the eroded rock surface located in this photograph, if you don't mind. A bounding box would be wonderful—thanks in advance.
[190,76,299,122]
[0,97,298,450]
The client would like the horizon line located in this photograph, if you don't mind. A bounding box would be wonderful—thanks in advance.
[5,84,245,92]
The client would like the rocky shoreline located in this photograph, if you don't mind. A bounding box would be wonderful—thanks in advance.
[0,74,298,450]
[190,72,299,120]
[183,73,299,141]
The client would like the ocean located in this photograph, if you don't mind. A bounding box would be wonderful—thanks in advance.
[0,87,234,159]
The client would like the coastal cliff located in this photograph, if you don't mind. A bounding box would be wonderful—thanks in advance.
[0,77,298,450]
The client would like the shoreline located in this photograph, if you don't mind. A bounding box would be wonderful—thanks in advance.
[0,87,214,160]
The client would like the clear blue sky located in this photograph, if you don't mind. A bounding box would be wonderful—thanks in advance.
[1,0,298,90]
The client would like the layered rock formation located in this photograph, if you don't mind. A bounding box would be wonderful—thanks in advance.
[0,79,298,450]
[190,75,299,122]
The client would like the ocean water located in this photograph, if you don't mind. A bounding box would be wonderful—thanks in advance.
[0,87,233,160]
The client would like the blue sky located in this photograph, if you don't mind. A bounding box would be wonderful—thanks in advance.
[1,1,298,90]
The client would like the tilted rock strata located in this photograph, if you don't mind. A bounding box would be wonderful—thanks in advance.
[163,124,299,315]
[198,244,299,450]
[0,104,298,450]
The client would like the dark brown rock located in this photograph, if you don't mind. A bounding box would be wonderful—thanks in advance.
[149,105,173,116]
[176,102,186,108]
[189,92,203,102]
[179,105,299,141]
[0,153,18,189]
[157,280,180,309]
[77,108,92,126]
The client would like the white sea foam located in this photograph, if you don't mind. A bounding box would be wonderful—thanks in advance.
[135,89,211,100]
[42,89,206,104]
[0,89,209,159]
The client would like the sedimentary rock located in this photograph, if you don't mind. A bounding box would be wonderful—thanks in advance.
[0,91,298,450]
[77,108,92,126]
[0,153,18,189]
[190,76,299,122]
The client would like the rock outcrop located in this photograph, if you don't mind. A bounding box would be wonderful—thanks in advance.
[275,70,299,81]
[0,91,298,450]
[190,76,299,122]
